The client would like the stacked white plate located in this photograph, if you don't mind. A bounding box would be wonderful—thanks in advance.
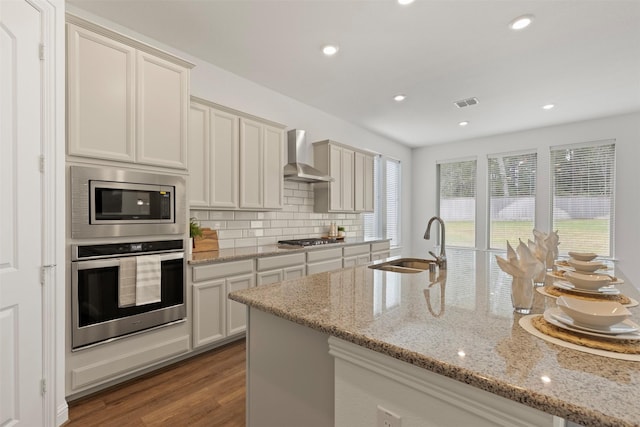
[543,296,640,341]
[552,252,623,295]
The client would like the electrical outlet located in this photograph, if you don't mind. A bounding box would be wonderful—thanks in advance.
[377,406,402,427]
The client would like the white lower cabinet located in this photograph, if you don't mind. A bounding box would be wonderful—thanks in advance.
[343,243,371,267]
[256,253,306,286]
[307,247,344,275]
[192,259,254,349]
[192,279,225,347]
[371,241,391,261]
[331,337,554,427]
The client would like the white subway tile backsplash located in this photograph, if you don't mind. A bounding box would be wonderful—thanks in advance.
[191,183,364,249]
[244,229,264,238]
[227,220,250,229]
[218,229,243,239]
[208,211,235,220]
[235,211,258,220]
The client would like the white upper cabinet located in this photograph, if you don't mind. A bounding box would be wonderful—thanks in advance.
[263,125,284,209]
[210,109,239,208]
[66,16,193,169]
[189,98,283,210]
[313,140,374,213]
[239,117,284,210]
[136,51,189,169]
[240,118,264,209]
[354,151,375,212]
[67,23,135,163]
[188,101,210,207]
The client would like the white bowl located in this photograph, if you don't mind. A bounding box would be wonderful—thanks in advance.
[556,296,631,328]
[564,270,612,290]
[568,251,598,262]
[567,258,605,273]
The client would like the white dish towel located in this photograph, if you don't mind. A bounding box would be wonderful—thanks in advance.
[118,257,137,308]
[135,255,162,306]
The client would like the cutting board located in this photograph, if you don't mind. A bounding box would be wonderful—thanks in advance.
[193,228,219,252]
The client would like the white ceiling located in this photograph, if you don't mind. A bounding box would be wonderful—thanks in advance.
[67,0,640,147]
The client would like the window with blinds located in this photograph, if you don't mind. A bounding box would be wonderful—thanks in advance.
[437,159,476,248]
[551,141,615,257]
[385,158,401,246]
[488,151,537,250]
[363,156,401,247]
[363,156,380,239]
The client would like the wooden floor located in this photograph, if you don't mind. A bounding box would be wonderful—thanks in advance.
[65,340,246,427]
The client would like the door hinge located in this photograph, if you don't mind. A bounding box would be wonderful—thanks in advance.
[40,264,56,285]
[39,155,45,173]
[39,43,45,61]
[41,379,47,395]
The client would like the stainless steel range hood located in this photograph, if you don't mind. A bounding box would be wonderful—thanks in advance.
[283,129,333,183]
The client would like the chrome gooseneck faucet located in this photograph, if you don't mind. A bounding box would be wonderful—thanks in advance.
[424,216,447,270]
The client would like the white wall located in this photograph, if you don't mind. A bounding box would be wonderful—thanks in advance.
[412,112,640,285]
[65,5,413,255]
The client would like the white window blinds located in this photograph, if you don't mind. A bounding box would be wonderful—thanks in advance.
[385,158,401,246]
[363,155,380,239]
[551,141,615,257]
[363,156,401,246]
[488,151,537,250]
[437,159,476,248]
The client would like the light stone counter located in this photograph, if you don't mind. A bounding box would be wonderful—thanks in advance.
[229,249,640,427]
[188,237,390,264]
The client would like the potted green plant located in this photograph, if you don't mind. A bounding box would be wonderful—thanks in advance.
[189,218,203,249]
[337,226,345,238]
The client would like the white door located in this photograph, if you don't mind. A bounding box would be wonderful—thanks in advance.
[0,1,44,425]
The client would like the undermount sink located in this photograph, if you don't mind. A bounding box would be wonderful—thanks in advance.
[369,258,436,273]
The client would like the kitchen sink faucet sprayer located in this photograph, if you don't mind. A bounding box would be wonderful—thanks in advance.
[424,216,446,270]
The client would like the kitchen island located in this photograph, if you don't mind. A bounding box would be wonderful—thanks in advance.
[229,249,640,427]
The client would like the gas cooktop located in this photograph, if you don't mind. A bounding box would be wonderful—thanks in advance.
[278,238,338,247]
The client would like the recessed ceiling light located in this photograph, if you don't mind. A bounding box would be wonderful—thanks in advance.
[459,121,469,127]
[509,14,534,30]
[397,0,415,5]
[542,104,555,110]
[393,94,406,102]
[322,45,339,56]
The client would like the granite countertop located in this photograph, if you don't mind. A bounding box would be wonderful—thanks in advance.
[188,237,390,265]
[229,249,640,427]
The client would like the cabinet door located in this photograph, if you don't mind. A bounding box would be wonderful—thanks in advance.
[188,101,210,207]
[192,279,225,348]
[263,125,284,209]
[227,273,255,335]
[67,24,135,162]
[211,108,239,208]
[239,118,263,209]
[256,269,284,286]
[343,256,358,268]
[329,145,343,211]
[283,265,306,280]
[136,50,188,169]
[354,152,375,212]
[342,148,355,211]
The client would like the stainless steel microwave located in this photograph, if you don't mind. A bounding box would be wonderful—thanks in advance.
[70,166,186,238]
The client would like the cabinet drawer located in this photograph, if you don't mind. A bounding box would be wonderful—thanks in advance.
[306,247,342,263]
[371,241,391,252]
[343,244,370,257]
[192,259,254,282]
[307,259,343,275]
[257,253,305,271]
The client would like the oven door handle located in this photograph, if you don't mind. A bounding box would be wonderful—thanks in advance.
[74,251,184,270]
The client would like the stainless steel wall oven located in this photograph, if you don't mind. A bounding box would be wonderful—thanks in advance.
[71,239,185,349]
